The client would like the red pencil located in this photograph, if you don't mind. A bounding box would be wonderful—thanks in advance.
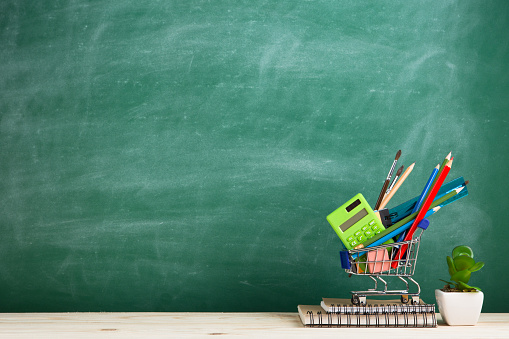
[391,158,453,268]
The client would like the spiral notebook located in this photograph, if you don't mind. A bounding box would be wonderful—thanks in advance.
[298,301,437,327]
[321,297,435,313]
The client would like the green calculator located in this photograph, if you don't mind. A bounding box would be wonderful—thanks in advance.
[327,193,385,250]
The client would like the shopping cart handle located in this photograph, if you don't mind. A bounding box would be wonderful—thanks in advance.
[417,218,429,230]
[340,250,351,270]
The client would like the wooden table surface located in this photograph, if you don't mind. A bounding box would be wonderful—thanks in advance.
[0,313,508,338]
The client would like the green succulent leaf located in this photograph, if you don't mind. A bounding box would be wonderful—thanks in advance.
[451,269,471,284]
[446,256,457,276]
[441,245,483,291]
[452,245,474,259]
[469,261,485,272]
[453,255,475,271]
[457,281,481,291]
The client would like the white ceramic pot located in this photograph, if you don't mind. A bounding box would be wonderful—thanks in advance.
[435,289,484,325]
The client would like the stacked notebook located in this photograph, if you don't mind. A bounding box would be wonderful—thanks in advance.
[298,298,437,327]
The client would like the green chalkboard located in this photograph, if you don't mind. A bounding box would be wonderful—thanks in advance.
[1,0,508,312]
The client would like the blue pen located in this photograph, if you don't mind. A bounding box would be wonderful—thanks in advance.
[396,164,439,242]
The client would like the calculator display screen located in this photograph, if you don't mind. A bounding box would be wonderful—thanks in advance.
[339,208,368,232]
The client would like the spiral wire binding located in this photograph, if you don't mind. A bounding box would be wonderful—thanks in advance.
[306,302,437,327]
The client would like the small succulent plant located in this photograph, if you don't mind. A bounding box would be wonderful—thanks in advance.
[440,245,484,291]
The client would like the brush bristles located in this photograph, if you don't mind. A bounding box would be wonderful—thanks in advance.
[395,165,404,176]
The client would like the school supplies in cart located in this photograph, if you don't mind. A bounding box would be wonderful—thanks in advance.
[340,219,429,306]
[324,151,468,307]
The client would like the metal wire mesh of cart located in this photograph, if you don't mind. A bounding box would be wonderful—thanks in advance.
[340,236,422,277]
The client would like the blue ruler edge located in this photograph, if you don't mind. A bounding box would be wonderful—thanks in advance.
[388,176,468,224]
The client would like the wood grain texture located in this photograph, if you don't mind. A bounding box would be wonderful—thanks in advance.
[0,313,508,338]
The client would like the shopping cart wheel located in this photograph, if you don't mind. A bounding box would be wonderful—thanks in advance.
[351,295,366,306]
[401,295,420,305]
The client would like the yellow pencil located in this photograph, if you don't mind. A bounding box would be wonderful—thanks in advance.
[379,162,415,210]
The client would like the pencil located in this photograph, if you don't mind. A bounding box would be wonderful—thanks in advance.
[406,158,453,239]
[374,150,401,210]
[379,162,415,210]
[422,152,451,203]
[412,164,440,214]
[395,163,439,243]
[391,158,453,268]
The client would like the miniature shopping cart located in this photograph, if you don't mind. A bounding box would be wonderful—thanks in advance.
[339,222,429,306]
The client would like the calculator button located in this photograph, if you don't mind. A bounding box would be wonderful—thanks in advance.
[361,225,369,231]
[368,219,376,226]
[364,230,373,238]
[347,235,355,242]
[371,224,380,231]
[375,230,382,234]
[357,235,366,242]
[354,231,362,237]
[350,240,358,247]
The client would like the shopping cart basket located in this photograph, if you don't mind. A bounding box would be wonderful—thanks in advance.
[339,220,429,306]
